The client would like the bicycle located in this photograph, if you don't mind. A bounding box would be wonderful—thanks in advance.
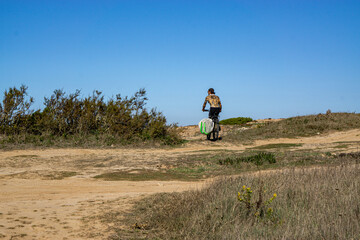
[203,109,220,141]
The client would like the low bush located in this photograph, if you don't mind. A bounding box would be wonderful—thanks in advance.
[219,117,253,125]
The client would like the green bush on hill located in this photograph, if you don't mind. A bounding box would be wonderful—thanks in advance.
[0,85,181,147]
[219,117,253,125]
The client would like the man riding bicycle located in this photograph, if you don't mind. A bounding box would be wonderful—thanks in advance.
[200,88,222,140]
[202,88,222,118]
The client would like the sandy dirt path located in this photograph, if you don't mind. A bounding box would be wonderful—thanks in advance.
[1,128,360,239]
[0,179,205,240]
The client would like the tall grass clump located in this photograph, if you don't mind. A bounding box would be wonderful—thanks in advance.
[121,162,360,239]
[218,152,276,166]
[0,85,181,147]
[227,112,360,142]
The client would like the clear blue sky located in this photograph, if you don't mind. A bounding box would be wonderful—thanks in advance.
[1,0,360,126]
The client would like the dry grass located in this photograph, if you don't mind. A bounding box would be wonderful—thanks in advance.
[117,158,360,239]
[0,171,77,180]
[0,132,185,150]
[226,112,360,142]
[249,143,302,150]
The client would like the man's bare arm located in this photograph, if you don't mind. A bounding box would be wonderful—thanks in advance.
[202,97,208,111]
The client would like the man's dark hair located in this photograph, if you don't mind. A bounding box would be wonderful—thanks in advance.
[208,88,215,94]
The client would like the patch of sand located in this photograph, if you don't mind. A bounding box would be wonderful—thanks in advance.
[0,179,205,239]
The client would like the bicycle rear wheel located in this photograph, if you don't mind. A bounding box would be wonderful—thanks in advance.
[207,133,211,140]
[213,123,219,140]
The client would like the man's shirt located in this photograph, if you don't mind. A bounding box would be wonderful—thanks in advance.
[203,94,222,109]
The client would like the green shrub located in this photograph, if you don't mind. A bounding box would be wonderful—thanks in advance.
[219,117,253,125]
[0,85,34,134]
[0,85,181,146]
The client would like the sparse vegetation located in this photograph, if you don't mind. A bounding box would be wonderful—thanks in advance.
[251,143,303,150]
[91,150,359,182]
[219,117,253,125]
[94,168,206,181]
[0,85,181,148]
[226,112,360,142]
[334,144,349,149]
[218,152,276,166]
[1,171,78,180]
[118,162,360,239]
[44,171,77,180]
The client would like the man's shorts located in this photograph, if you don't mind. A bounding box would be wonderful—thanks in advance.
[209,107,221,119]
